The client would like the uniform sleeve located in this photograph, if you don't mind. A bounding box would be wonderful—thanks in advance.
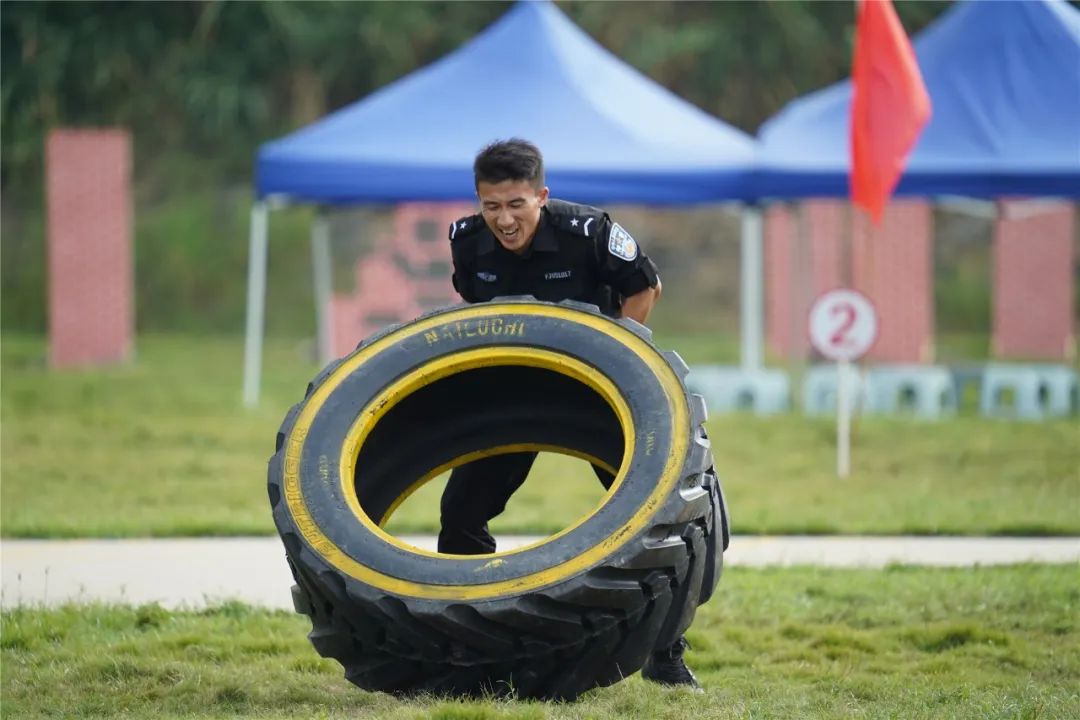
[449,233,477,303]
[593,216,659,298]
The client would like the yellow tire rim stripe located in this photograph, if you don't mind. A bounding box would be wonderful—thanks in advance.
[281,303,688,600]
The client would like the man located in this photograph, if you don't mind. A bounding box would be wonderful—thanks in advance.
[439,138,701,691]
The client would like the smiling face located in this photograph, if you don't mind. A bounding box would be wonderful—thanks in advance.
[477,179,549,255]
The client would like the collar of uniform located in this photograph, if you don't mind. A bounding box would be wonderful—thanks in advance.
[477,210,559,255]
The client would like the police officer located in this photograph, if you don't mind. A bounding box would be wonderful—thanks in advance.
[439,138,701,691]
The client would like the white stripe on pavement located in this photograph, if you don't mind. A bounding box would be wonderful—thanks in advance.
[2,536,1078,611]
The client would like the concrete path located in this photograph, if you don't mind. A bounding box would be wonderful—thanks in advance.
[3,535,1078,611]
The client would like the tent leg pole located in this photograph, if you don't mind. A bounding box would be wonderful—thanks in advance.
[243,201,270,408]
[740,204,764,370]
[311,209,333,365]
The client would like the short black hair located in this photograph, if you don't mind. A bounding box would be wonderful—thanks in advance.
[473,138,545,191]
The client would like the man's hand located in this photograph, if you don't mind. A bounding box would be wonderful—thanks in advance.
[620,279,662,325]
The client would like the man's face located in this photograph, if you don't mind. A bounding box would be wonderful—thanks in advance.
[477,179,549,254]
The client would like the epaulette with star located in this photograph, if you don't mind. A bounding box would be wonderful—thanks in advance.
[545,199,607,238]
[448,214,484,243]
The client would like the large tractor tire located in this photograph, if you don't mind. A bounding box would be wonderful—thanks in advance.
[268,298,729,700]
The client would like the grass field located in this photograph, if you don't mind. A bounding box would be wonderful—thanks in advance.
[2,334,1077,538]
[2,565,1077,719]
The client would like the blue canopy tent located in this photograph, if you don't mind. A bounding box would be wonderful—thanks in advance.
[736,0,1080,372]
[243,0,756,405]
[754,0,1080,199]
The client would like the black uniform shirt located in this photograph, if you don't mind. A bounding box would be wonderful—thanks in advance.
[448,199,659,317]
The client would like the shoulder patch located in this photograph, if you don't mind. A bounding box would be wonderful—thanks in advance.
[607,222,638,261]
[448,215,483,242]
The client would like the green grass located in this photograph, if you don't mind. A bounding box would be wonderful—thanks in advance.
[2,334,1078,538]
[2,565,1078,719]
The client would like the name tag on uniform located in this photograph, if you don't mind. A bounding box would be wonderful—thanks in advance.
[477,271,498,282]
[544,270,572,280]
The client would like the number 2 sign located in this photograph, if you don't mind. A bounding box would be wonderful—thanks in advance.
[809,289,878,362]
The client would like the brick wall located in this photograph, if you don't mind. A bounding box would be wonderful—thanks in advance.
[328,203,471,357]
[992,200,1076,360]
[852,201,934,363]
[46,129,133,367]
[766,199,933,363]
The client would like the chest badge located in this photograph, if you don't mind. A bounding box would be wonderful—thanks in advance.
[608,222,638,261]
[477,271,497,282]
[544,270,572,281]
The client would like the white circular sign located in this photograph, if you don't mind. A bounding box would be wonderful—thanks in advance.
[808,289,878,361]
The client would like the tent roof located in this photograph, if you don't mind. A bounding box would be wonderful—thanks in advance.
[755,0,1080,200]
[256,1,755,205]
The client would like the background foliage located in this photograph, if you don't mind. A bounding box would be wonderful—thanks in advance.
[3,0,1067,340]
[1,1,952,187]
[0,0,952,334]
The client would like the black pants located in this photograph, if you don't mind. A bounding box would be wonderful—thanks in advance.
[436,453,684,659]
[437,452,615,555]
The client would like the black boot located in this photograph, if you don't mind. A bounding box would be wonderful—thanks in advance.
[641,636,703,692]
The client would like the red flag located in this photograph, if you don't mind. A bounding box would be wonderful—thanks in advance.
[850,0,931,224]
